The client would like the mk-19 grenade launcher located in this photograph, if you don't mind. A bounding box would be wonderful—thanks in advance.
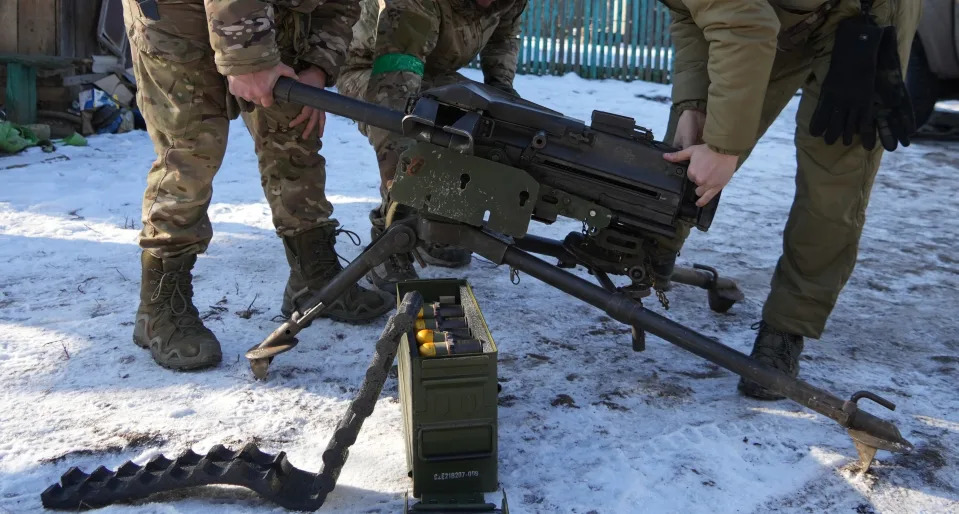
[42,79,915,512]
[387,81,720,300]
[390,80,715,240]
[251,78,912,469]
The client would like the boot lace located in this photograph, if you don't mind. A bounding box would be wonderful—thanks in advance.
[750,320,801,370]
[331,228,362,268]
[149,267,204,335]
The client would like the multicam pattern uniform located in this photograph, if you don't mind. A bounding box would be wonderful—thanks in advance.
[121,0,359,257]
[337,0,527,194]
[657,0,920,338]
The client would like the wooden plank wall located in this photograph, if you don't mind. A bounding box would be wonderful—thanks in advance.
[0,0,103,109]
[0,0,102,57]
[19,0,59,55]
[0,2,19,55]
[70,0,107,60]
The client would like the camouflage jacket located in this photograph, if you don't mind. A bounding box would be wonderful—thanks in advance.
[205,0,359,84]
[343,0,526,108]
[660,0,862,155]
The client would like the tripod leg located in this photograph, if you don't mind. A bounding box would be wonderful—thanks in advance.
[497,244,911,464]
[246,222,418,379]
[515,233,744,313]
[514,234,577,267]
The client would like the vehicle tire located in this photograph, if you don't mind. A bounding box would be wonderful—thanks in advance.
[906,36,940,131]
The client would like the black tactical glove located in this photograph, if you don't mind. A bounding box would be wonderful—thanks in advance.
[809,13,884,148]
[873,25,915,151]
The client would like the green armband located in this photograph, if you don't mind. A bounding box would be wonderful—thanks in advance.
[371,53,425,76]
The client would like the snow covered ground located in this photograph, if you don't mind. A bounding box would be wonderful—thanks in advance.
[1,70,957,513]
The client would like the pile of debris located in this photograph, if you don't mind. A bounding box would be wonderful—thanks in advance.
[64,54,142,136]
[1,52,142,155]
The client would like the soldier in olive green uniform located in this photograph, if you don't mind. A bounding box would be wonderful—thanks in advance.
[122,0,392,371]
[337,0,527,292]
[654,0,920,399]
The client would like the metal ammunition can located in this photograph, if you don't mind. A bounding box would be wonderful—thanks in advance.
[396,279,499,498]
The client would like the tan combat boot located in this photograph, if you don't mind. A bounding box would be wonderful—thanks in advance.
[281,225,393,324]
[133,252,222,370]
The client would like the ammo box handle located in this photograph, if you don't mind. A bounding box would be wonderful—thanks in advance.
[421,376,489,387]
[416,421,495,462]
[419,450,493,463]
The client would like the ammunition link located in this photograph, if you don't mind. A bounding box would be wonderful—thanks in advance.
[42,292,425,511]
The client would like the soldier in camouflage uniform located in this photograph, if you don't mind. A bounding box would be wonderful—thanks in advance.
[337,0,527,292]
[122,0,393,371]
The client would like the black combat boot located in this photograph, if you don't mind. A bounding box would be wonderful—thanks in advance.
[133,252,222,370]
[738,320,805,400]
[281,224,393,324]
[364,208,419,294]
[415,241,472,268]
[373,201,471,270]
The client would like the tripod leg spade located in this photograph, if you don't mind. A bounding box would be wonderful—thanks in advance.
[669,264,746,313]
[246,222,418,379]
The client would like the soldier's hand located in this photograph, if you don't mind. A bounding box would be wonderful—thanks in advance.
[289,66,328,140]
[673,109,706,150]
[228,63,299,108]
[663,144,738,208]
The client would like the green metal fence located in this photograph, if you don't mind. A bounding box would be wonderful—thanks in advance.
[471,0,674,83]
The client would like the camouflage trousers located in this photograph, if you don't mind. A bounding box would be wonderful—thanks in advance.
[124,0,334,258]
[662,0,920,338]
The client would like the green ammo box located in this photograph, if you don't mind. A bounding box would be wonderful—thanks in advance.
[396,279,499,500]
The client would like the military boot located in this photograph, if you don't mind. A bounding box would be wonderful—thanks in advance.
[281,224,393,324]
[415,242,472,268]
[365,208,419,294]
[367,251,419,295]
[737,320,805,401]
[133,252,222,370]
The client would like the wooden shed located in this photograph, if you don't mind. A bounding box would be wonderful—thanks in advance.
[1,0,129,122]
[1,0,108,59]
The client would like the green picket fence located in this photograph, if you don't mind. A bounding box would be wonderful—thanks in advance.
[471,0,674,83]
